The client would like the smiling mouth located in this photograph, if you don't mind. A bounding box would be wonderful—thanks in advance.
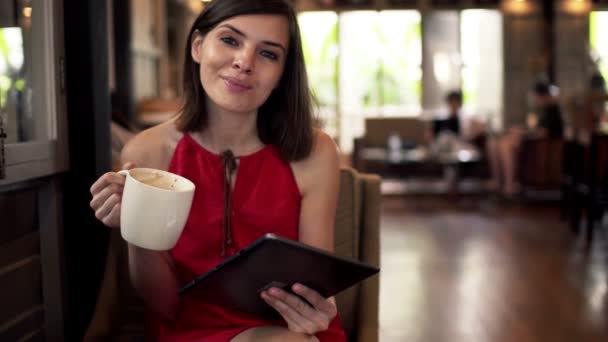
[222,77,252,92]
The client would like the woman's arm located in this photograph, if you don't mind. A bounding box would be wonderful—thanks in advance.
[127,246,180,320]
[260,130,340,335]
[119,126,181,321]
[296,130,340,252]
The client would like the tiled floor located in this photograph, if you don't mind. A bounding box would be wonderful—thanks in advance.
[378,195,608,342]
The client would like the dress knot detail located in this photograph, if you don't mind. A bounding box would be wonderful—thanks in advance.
[220,150,238,257]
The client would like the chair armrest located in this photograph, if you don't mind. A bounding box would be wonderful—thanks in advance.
[356,173,381,342]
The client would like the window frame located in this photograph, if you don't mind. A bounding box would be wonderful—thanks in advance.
[0,0,68,187]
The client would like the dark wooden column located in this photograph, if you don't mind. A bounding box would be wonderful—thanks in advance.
[541,0,556,83]
[112,0,134,122]
[63,0,111,340]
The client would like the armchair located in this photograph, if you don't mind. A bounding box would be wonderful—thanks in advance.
[83,168,381,342]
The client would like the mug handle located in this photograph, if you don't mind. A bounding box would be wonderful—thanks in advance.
[118,170,129,177]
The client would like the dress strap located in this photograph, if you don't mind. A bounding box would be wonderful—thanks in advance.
[220,150,238,257]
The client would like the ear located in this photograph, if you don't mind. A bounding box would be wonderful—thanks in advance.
[191,31,204,64]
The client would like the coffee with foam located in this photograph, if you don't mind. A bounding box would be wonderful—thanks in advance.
[133,171,179,190]
[118,168,195,250]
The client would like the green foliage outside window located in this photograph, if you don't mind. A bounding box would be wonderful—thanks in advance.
[300,11,421,111]
[377,11,422,108]
[591,12,608,80]
[338,11,421,112]
[299,12,338,108]
[0,28,25,111]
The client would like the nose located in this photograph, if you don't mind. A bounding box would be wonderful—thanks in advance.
[232,47,255,74]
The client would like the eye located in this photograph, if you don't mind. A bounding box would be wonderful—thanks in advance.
[220,36,238,46]
[260,50,278,61]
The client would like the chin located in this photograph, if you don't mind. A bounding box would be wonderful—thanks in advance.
[207,90,267,114]
[218,101,257,114]
[218,94,268,113]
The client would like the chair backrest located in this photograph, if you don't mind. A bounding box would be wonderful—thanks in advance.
[334,168,381,342]
[84,168,381,342]
[364,117,429,147]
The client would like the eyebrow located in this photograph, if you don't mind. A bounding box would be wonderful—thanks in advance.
[218,24,287,55]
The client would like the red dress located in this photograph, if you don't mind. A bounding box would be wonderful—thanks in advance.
[146,133,346,341]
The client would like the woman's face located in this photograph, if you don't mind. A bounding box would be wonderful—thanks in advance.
[191,14,289,115]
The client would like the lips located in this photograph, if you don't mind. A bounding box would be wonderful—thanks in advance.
[221,76,252,92]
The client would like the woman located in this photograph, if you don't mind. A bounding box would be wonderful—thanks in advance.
[89,1,345,341]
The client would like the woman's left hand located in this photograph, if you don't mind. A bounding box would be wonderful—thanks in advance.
[261,283,337,336]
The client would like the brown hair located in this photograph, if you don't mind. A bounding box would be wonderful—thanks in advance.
[175,0,314,161]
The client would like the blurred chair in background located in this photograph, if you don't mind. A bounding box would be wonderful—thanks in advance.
[562,72,608,240]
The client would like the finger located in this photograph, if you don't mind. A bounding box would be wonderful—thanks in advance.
[260,292,305,332]
[282,315,309,335]
[90,172,113,195]
[95,193,121,222]
[289,285,334,331]
[292,283,336,316]
[261,291,313,334]
[266,287,325,333]
[90,184,123,210]
[103,202,121,228]
[269,287,317,318]
[90,187,114,210]
[90,172,126,195]
[122,162,136,170]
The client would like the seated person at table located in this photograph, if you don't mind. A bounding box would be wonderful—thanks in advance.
[566,72,608,144]
[426,90,486,147]
[487,80,564,196]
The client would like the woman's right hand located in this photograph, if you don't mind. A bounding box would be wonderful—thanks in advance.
[90,162,135,228]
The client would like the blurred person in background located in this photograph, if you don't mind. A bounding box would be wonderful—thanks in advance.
[426,90,486,144]
[586,72,608,134]
[487,79,564,197]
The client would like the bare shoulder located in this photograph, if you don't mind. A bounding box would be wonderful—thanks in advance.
[291,129,340,195]
[121,120,183,170]
[309,129,339,165]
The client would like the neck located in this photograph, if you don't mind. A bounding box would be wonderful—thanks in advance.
[197,102,262,156]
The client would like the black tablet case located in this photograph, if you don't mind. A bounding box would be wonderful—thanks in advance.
[178,233,380,320]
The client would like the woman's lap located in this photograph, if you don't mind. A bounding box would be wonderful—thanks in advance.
[231,326,319,342]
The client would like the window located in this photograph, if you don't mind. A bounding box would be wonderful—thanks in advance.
[298,12,339,137]
[0,27,26,144]
[300,10,421,151]
[299,9,502,152]
[0,6,58,145]
[339,10,421,151]
[0,0,67,185]
[460,10,503,131]
[590,11,608,81]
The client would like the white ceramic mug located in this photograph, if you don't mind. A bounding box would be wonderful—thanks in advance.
[118,168,195,250]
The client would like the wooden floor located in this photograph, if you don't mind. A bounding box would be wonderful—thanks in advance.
[378,195,608,342]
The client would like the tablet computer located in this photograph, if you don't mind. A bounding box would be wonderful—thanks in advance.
[178,233,380,320]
